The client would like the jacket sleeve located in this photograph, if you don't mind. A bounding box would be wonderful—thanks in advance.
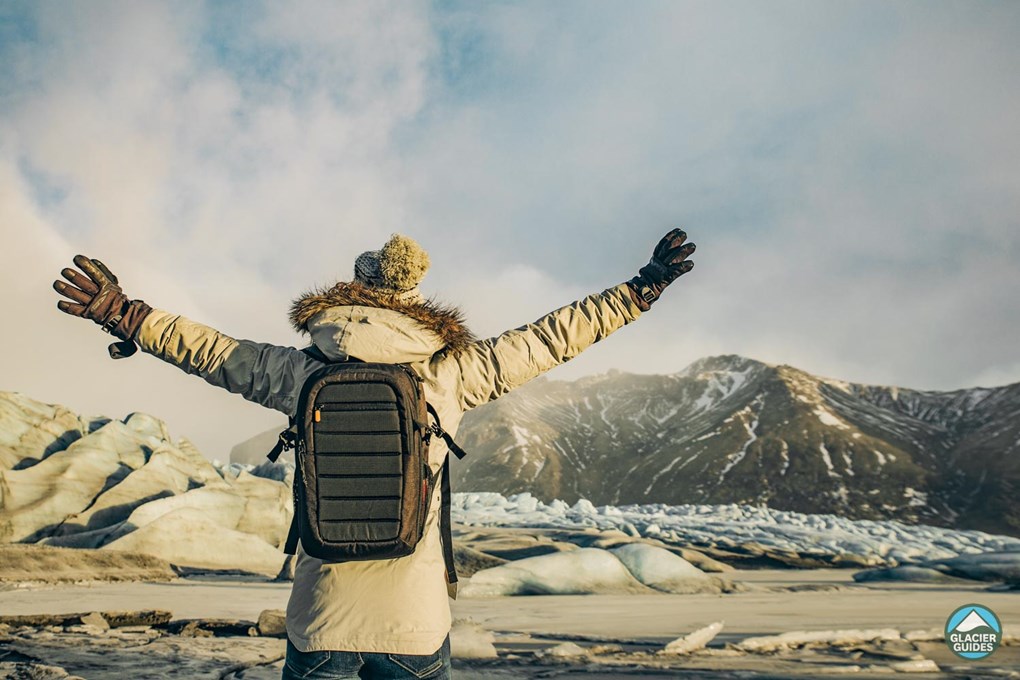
[135,309,322,417]
[451,283,643,410]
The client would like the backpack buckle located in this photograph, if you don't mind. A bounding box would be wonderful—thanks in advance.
[279,430,296,450]
[267,427,297,463]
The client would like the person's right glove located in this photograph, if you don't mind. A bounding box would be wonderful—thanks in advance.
[52,255,153,359]
[627,228,696,311]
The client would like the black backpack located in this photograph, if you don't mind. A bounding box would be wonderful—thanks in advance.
[267,347,466,590]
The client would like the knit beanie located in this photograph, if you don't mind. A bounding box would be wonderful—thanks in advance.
[354,234,430,302]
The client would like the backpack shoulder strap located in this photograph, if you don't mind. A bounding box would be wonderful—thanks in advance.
[425,403,466,598]
[300,345,331,363]
[274,345,352,551]
[267,346,333,462]
[283,509,301,555]
[440,454,458,599]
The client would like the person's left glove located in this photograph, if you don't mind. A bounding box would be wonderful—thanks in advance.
[53,255,152,359]
[626,228,696,311]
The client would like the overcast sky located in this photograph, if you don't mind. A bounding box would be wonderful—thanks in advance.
[2,1,1018,459]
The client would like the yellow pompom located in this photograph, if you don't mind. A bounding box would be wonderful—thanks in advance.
[379,234,430,292]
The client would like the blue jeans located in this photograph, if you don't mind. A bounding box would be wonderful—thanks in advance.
[282,637,451,679]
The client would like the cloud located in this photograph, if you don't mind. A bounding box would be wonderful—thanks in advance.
[2,1,1018,456]
[399,1,1020,388]
[1,1,438,456]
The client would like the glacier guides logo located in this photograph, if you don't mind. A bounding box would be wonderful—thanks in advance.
[945,604,1002,659]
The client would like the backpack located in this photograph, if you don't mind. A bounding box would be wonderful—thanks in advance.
[267,347,466,591]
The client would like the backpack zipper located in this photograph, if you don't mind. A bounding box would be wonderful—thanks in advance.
[398,364,424,384]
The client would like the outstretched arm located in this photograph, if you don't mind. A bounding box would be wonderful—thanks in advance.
[452,283,643,409]
[53,256,320,416]
[451,229,696,409]
[136,311,321,416]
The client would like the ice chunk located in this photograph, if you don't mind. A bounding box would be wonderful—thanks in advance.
[102,508,286,577]
[927,551,1020,583]
[889,659,939,673]
[548,499,569,514]
[540,642,588,657]
[123,412,171,442]
[610,543,709,593]
[450,621,497,659]
[737,629,901,652]
[661,621,724,655]
[460,548,647,597]
[509,493,539,514]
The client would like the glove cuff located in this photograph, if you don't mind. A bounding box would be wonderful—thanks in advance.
[626,277,654,311]
[111,299,153,342]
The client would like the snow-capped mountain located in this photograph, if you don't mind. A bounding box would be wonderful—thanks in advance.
[453,355,1020,535]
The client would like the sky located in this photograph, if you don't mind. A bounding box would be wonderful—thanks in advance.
[1,0,1018,459]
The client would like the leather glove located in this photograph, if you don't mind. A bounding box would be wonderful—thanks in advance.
[627,229,696,311]
[53,255,153,359]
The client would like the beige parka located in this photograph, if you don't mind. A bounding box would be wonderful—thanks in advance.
[135,281,643,654]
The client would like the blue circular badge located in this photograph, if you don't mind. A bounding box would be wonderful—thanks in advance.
[945,604,1002,660]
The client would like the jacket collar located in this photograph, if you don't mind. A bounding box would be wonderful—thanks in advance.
[289,281,475,356]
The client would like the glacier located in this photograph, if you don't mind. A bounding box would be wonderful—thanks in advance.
[454,492,1020,565]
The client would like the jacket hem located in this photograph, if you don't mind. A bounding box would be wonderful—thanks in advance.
[287,628,451,655]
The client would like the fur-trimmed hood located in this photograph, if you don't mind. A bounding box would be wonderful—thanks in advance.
[289,281,475,362]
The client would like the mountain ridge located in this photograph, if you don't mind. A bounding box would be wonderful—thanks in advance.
[452,354,1020,536]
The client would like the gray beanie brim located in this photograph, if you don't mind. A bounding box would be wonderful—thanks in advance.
[353,235,430,301]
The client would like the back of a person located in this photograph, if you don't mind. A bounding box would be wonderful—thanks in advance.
[52,230,696,679]
[286,282,468,658]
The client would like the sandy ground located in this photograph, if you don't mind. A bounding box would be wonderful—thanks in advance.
[3,569,1016,639]
[2,570,1018,678]
[458,569,1020,642]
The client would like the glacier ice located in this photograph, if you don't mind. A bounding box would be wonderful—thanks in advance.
[460,543,727,597]
[609,543,707,591]
[453,492,1020,565]
[661,621,725,655]
[460,547,648,597]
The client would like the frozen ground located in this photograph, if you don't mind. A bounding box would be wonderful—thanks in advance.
[4,523,1020,677]
[2,569,1018,678]
[3,568,1016,637]
[454,492,1020,566]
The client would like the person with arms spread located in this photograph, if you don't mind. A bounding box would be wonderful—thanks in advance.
[52,229,696,679]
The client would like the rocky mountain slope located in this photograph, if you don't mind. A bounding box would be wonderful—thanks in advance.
[453,356,1020,535]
